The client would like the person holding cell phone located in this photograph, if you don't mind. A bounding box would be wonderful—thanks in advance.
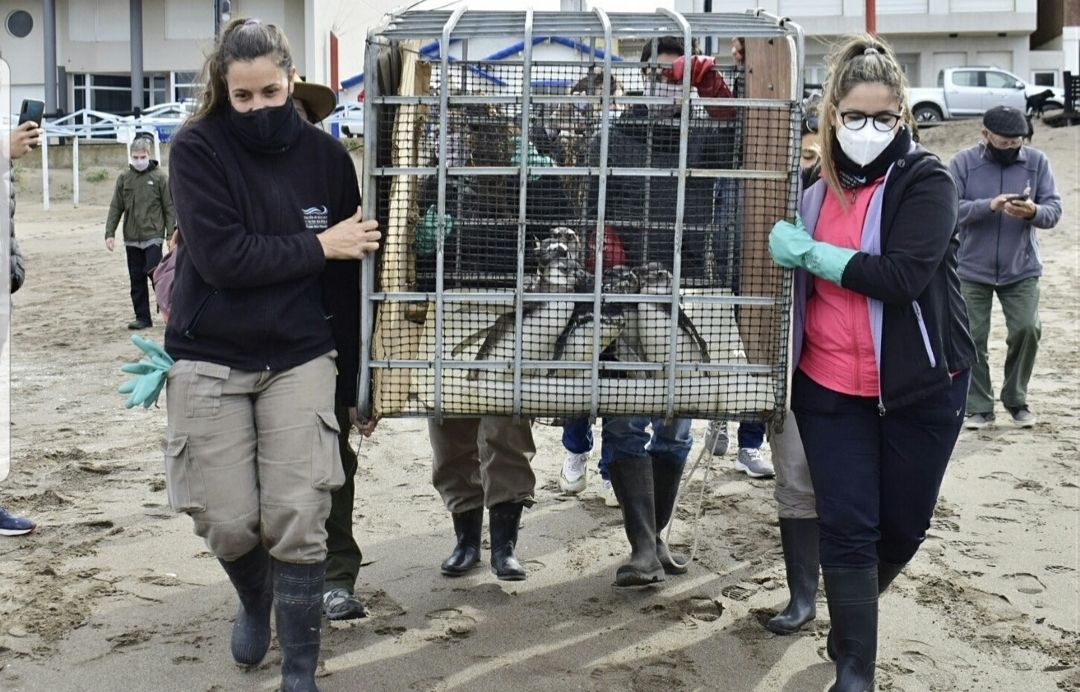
[948,106,1062,430]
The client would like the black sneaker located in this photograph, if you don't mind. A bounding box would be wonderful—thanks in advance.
[1006,406,1036,428]
[127,319,152,330]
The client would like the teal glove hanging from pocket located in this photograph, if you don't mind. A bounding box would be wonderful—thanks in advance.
[414,205,454,257]
[118,335,174,409]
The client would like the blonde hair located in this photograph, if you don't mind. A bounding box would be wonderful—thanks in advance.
[818,34,916,203]
[189,18,294,124]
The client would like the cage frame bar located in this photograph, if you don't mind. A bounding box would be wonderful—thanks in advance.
[511,8,536,419]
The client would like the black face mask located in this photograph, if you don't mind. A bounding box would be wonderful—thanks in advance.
[227,95,302,154]
[987,143,1021,166]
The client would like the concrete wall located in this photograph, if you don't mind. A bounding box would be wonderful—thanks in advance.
[0,0,46,87]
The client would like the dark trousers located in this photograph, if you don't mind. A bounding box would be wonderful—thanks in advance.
[737,421,766,449]
[125,244,163,324]
[324,406,362,593]
[562,417,613,480]
[792,368,968,569]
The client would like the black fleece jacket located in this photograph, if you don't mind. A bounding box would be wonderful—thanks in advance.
[165,112,361,408]
[838,147,977,410]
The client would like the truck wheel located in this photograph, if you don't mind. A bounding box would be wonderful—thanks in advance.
[913,105,943,123]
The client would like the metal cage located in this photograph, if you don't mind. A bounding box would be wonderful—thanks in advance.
[359,9,804,422]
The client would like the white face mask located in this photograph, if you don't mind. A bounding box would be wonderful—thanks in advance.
[835,123,897,167]
[131,157,150,171]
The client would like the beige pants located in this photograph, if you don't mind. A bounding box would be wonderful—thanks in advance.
[163,351,344,563]
[769,411,817,520]
[429,417,537,514]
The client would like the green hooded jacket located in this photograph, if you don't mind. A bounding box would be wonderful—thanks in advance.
[105,161,176,243]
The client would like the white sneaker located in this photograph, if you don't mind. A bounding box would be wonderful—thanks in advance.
[559,451,588,494]
[703,420,729,456]
[735,447,775,478]
[602,479,620,507]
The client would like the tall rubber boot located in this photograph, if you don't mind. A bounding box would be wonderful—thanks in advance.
[489,502,527,581]
[765,518,820,635]
[217,544,273,666]
[651,457,688,575]
[608,457,664,587]
[822,567,878,692]
[273,560,325,692]
[827,559,906,660]
[877,560,904,594]
[441,507,483,576]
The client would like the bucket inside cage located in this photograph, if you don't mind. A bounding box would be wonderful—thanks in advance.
[360,10,802,422]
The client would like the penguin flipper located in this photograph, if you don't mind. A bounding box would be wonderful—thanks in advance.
[678,309,711,363]
[452,326,494,357]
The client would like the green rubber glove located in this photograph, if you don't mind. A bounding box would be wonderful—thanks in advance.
[804,242,857,285]
[118,335,174,409]
[414,205,454,257]
[768,215,814,268]
[510,137,555,180]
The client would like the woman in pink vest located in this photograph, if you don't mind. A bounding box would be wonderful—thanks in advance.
[768,35,975,692]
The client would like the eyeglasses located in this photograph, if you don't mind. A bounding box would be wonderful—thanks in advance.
[839,110,902,132]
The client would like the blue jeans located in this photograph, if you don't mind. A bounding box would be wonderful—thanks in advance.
[792,368,968,569]
[562,418,614,480]
[601,416,694,468]
[737,421,765,449]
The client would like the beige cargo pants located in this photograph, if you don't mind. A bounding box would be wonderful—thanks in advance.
[769,410,817,520]
[429,417,537,514]
[163,351,344,563]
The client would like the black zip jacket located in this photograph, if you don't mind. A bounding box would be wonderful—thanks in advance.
[165,112,361,407]
[798,146,977,411]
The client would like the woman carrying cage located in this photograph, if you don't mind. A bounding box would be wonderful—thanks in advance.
[163,18,379,691]
[768,35,974,691]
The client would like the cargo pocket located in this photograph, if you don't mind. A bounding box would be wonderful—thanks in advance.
[311,409,345,491]
[187,362,230,418]
[163,434,206,513]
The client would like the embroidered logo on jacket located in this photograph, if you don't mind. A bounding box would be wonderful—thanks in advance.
[302,205,329,231]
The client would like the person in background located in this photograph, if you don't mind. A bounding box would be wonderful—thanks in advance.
[0,120,41,537]
[702,36,774,479]
[769,35,975,691]
[292,78,369,621]
[763,105,823,637]
[165,19,379,691]
[948,105,1062,430]
[104,135,176,330]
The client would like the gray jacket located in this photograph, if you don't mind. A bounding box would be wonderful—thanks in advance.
[948,143,1062,286]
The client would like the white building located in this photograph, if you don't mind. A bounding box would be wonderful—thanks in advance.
[678,0,1073,90]
[0,0,394,115]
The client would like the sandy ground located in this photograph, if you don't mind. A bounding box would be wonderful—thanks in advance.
[0,119,1076,692]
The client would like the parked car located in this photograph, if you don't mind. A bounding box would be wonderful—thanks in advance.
[908,67,1031,123]
[327,102,364,138]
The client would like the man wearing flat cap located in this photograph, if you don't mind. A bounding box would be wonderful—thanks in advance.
[948,105,1062,430]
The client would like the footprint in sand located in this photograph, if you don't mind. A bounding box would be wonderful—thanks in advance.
[720,584,755,601]
[1045,565,1075,574]
[1003,572,1046,595]
[424,607,477,639]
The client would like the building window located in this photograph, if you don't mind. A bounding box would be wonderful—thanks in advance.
[5,9,33,38]
[1032,71,1057,87]
[71,73,172,116]
[172,71,202,102]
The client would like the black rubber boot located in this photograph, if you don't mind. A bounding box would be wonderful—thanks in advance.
[877,560,904,594]
[827,559,906,660]
[489,502,527,581]
[765,518,820,635]
[217,544,273,666]
[823,567,878,692]
[608,457,665,587]
[441,507,483,576]
[651,457,688,575]
[273,560,325,692]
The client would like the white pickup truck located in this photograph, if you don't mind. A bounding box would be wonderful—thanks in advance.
[907,66,1065,124]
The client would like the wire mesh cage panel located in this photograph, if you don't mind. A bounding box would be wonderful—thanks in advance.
[360,9,804,422]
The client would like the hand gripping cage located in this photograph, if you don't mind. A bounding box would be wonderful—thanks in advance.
[359,9,804,422]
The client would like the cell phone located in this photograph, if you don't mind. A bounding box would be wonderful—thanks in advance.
[1005,193,1029,203]
[18,98,45,126]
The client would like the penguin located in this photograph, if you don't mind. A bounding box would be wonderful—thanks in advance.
[632,262,711,369]
[526,227,583,292]
[551,265,643,376]
[466,256,586,379]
